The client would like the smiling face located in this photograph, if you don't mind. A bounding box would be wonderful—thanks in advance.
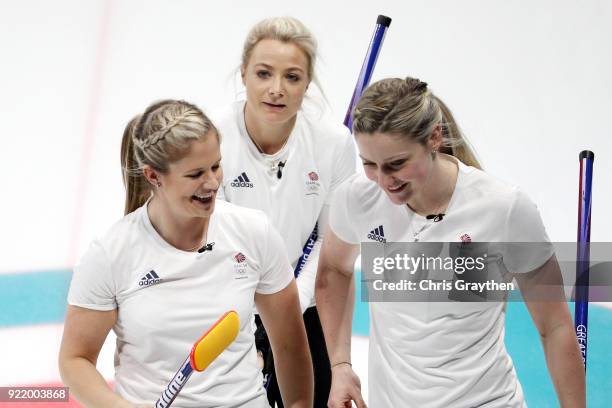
[241,38,310,125]
[144,134,222,220]
[356,131,439,205]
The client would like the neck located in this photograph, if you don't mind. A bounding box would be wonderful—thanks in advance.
[407,154,458,217]
[244,103,296,154]
[147,197,210,251]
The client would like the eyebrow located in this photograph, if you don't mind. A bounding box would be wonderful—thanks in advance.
[358,153,411,162]
[253,63,305,74]
[184,157,222,173]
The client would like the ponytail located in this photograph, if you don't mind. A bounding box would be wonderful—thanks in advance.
[120,115,150,215]
[435,96,482,170]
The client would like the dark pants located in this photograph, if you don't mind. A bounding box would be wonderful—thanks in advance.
[255,306,331,408]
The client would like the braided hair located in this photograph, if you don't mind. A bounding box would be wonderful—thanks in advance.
[120,100,219,214]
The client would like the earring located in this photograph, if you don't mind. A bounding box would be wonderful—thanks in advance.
[156,182,161,187]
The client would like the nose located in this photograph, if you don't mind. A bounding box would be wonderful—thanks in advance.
[268,76,284,97]
[201,171,220,190]
[376,169,396,189]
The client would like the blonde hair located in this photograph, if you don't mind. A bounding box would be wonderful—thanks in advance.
[241,16,320,88]
[120,99,219,215]
[353,77,482,169]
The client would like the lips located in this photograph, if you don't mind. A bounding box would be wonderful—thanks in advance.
[263,101,286,110]
[191,192,214,205]
[387,183,408,194]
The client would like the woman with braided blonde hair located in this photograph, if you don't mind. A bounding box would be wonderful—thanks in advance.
[316,78,585,407]
[59,99,313,407]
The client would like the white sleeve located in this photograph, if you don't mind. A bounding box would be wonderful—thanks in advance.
[328,177,360,245]
[327,135,357,205]
[502,189,554,274]
[67,240,117,311]
[295,205,329,313]
[256,219,295,295]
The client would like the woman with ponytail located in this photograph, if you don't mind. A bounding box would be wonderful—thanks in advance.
[315,77,585,407]
[59,100,313,407]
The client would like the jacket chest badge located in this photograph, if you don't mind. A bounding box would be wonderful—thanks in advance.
[305,171,320,196]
